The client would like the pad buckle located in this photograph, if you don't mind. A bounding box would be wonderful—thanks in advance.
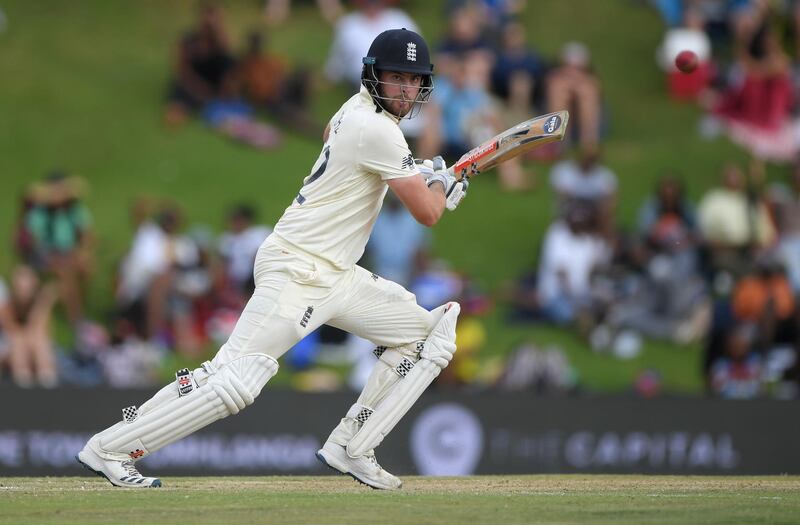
[355,407,374,424]
[395,357,415,378]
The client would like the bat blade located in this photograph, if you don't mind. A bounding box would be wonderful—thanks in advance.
[450,110,569,180]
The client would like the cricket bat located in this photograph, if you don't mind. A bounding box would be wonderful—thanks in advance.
[450,110,569,181]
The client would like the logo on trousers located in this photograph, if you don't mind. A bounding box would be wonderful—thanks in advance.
[300,306,314,328]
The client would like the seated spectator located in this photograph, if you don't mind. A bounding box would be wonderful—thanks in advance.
[491,20,545,111]
[116,202,208,356]
[164,2,236,127]
[769,165,800,293]
[263,0,343,26]
[22,172,93,325]
[710,322,763,398]
[710,22,795,161]
[549,147,617,233]
[2,266,58,388]
[731,256,796,346]
[437,1,495,90]
[474,0,525,42]
[116,197,166,336]
[537,200,611,325]
[638,175,700,269]
[324,0,419,91]
[0,277,13,381]
[419,54,530,190]
[593,245,710,347]
[217,204,272,303]
[656,6,714,100]
[493,342,577,394]
[697,163,775,278]
[239,31,320,138]
[366,192,430,287]
[164,9,283,151]
[546,41,603,151]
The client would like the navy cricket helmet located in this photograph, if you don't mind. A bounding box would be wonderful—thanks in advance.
[361,28,434,117]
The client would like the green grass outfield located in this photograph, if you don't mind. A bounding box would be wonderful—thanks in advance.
[1,476,799,524]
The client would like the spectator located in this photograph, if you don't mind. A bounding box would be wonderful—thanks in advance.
[731,256,796,346]
[437,1,495,90]
[366,192,430,287]
[656,6,714,101]
[23,172,93,325]
[0,277,13,380]
[263,0,343,26]
[493,342,576,394]
[164,2,237,127]
[546,41,603,151]
[491,20,545,110]
[710,21,795,161]
[697,163,775,278]
[549,146,617,232]
[239,31,320,139]
[593,246,710,347]
[474,0,525,42]
[218,204,272,301]
[638,175,700,269]
[116,197,167,336]
[3,266,59,388]
[537,200,611,325]
[769,164,800,293]
[117,202,207,356]
[324,0,418,90]
[611,177,711,341]
[419,54,530,190]
[710,321,763,398]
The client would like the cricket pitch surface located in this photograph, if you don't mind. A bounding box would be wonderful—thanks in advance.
[1,475,798,524]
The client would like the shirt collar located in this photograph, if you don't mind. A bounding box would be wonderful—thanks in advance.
[359,85,401,124]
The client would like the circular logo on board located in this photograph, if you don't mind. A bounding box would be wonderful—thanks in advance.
[544,115,562,134]
[410,403,484,476]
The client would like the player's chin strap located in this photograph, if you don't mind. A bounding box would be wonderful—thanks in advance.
[346,302,459,458]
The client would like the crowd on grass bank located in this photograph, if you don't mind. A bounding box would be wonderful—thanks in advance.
[2,0,799,399]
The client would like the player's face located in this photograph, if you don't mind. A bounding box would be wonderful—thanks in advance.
[378,70,422,117]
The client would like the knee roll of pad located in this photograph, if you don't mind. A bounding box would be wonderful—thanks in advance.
[209,354,279,414]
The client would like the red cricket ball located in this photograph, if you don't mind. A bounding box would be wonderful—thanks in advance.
[675,50,698,74]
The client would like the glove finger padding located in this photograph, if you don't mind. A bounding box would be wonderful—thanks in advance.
[416,159,435,180]
[445,180,468,211]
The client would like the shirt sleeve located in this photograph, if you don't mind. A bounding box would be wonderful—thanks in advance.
[359,120,418,181]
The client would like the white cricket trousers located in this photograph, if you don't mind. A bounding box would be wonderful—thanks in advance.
[212,234,436,367]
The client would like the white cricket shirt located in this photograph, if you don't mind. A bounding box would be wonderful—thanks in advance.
[273,87,418,269]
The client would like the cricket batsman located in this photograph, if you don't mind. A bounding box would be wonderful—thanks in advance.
[77,28,468,490]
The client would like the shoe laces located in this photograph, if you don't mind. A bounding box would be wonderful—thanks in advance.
[364,452,382,470]
[121,460,143,478]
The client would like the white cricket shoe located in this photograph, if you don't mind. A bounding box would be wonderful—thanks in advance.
[316,441,402,490]
[76,445,161,488]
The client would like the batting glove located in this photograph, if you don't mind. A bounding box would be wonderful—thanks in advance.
[417,156,469,211]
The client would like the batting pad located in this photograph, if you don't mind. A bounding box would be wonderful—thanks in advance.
[347,303,460,458]
[95,354,278,460]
